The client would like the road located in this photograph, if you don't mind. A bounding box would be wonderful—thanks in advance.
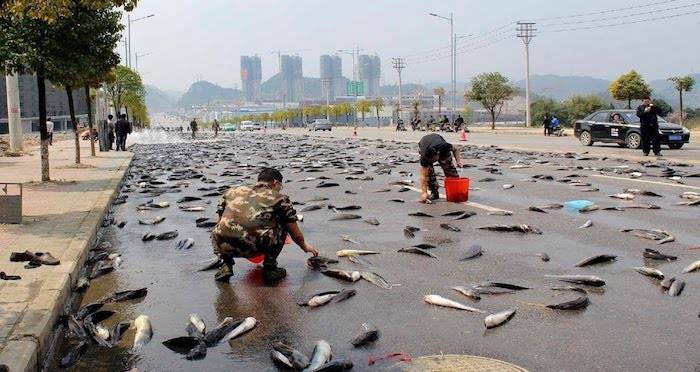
[46,131,699,372]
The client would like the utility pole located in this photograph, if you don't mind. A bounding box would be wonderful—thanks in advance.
[517,21,536,127]
[391,58,406,115]
[338,47,361,128]
[5,73,23,152]
[135,52,152,72]
[127,13,155,68]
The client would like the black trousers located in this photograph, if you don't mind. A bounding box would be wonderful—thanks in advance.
[115,133,127,150]
[641,125,661,155]
[426,152,459,195]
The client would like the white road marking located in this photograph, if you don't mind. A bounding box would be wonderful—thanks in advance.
[591,174,700,190]
[404,186,510,213]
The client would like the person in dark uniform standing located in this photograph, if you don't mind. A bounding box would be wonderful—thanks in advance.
[114,114,131,151]
[636,97,662,156]
[417,133,463,203]
[190,118,198,139]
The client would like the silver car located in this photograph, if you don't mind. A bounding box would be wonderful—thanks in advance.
[310,119,332,131]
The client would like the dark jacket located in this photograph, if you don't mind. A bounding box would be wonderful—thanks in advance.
[636,104,661,127]
[115,119,132,135]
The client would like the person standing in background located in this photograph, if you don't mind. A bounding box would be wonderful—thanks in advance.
[542,113,552,136]
[636,97,662,156]
[107,114,115,150]
[190,118,198,139]
[212,119,220,137]
[114,114,131,151]
[46,117,54,145]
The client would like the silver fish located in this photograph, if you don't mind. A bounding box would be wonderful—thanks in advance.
[545,274,606,287]
[423,294,485,313]
[459,245,483,260]
[484,308,516,329]
[397,247,437,258]
[219,317,256,343]
[272,341,310,370]
[574,254,617,267]
[321,269,361,282]
[450,286,481,301]
[681,260,700,273]
[634,266,664,279]
[578,220,593,229]
[303,340,332,372]
[537,252,550,262]
[547,296,589,310]
[359,271,391,289]
[132,315,153,350]
[668,280,685,296]
[350,323,380,347]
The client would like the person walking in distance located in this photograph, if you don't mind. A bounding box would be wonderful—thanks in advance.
[190,118,198,139]
[212,119,220,137]
[46,117,54,145]
[114,114,132,151]
[107,114,115,150]
[636,97,662,156]
[542,113,552,136]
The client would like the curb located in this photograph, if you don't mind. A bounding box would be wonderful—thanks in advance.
[0,153,133,372]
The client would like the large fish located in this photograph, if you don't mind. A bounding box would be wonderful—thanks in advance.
[203,317,241,346]
[186,313,206,338]
[350,323,380,347]
[459,245,483,261]
[621,229,674,245]
[574,254,617,267]
[547,296,589,310]
[315,360,354,371]
[132,315,153,350]
[106,287,148,302]
[176,238,196,250]
[138,216,165,225]
[329,214,362,221]
[272,341,310,370]
[398,247,436,258]
[408,212,433,217]
[634,266,664,279]
[545,274,606,287]
[360,271,391,289]
[302,340,332,372]
[484,308,516,329]
[450,286,481,301]
[440,223,461,232]
[681,260,700,273]
[668,280,685,296]
[59,340,89,368]
[423,295,485,313]
[477,224,542,234]
[321,269,361,282]
[156,230,179,240]
[219,317,257,344]
[336,249,379,257]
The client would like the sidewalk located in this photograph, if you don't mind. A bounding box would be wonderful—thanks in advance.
[0,139,132,371]
[277,126,700,165]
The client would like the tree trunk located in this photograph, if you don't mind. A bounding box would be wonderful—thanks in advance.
[438,97,442,114]
[66,85,80,164]
[37,74,50,181]
[679,90,684,125]
[490,109,496,130]
[627,98,631,109]
[85,85,95,156]
[376,108,380,128]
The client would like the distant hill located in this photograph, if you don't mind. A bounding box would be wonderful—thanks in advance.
[514,74,610,102]
[379,83,427,96]
[177,81,244,107]
[145,84,180,113]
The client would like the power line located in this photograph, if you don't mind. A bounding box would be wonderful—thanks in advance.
[540,9,700,33]
[531,0,680,21]
[401,22,515,59]
[539,0,700,27]
[406,27,514,64]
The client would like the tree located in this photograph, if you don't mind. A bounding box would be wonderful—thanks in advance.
[562,95,606,126]
[45,4,122,164]
[652,98,672,117]
[668,76,695,125]
[104,65,145,117]
[357,99,372,123]
[433,87,446,113]
[464,72,516,130]
[3,0,136,23]
[411,99,420,121]
[609,70,652,109]
[372,97,384,127]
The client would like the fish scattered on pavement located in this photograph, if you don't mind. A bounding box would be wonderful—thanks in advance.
[545,274,606,287]
[271,342,310,370]
[477,224,542,234]
[322,269,361,282]
[609,193,635,200]
[450,286,481,301]
[156,230,179,240]
[105,288,148,303]
[336,249,379,257]
[359,271,391,289]
[423,294,485,313]
[578,220,593,229]
[132,315,153,350]
[642,248,677,261]
[398,247,437,258]
[634,267,665,279]
[502,184,515,190]
[484,308,516,329]
[621,229,675,245]
[329,214,362,221]
[176,238,195,250]
[363,218,380,226]
[537,252,550,262]
[547,296,589,310]
[574,254,617,267]
[459,245,483,261]
[303,340,332,372]
[440,223,461,232]
[487,210,513,216]
[681,260,700,273]
[408,212,433,217]
[138,216,165,225]
[350,323,380,347]
[668,280,685,296]
[528,206,548,213]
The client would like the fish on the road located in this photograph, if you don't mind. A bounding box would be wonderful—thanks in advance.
[578,220,593,229]
[176,238,195,250]
[545,274,606,287]
[547,296,589,310]
[329,214,362,221]
[459,245,483,261]
[484,308,516,329]
[681,260,700,273]
[301,204,324,212]
[106,288,148,303]
[423,294,485,313]
[138,216,165,225]
[363,218,380,226]
[643,248,677,261]
[621,229,675,245]
[408,212,433,217]
[359,271,391,289]
[272,341,310,370]
[350,323,380,347]
[219,317,257,344]
[609,193,635,200]
[132,315,153,350]
[336,249,379,257]
[669,280,685,296]
[321,269,361,282]
[451,286,481,301]
[537,252,550,262]
[440,223,461,232]
[574,254,617,267]
[403,226,421,239]
[634,266,665,279]
[398,247,436,258]
[477,224,542,234]
[303,340,332,372]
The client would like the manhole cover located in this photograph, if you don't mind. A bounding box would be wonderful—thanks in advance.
[403,354,528,372]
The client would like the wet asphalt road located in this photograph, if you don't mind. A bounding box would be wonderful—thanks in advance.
[46,132,699,372]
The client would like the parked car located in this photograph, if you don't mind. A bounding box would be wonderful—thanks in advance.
[309,119,332,131]
[574,110,690,149]
[222,123,237,132]
[239,121,262,131]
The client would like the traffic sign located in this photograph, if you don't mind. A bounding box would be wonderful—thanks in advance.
[346,81,364,95]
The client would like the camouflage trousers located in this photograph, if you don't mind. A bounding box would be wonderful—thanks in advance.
[211,234,285,267]
[427,152,459,195]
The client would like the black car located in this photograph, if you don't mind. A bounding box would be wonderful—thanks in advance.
[574,110,690,149]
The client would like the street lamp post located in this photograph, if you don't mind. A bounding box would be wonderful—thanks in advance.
[338,48,360,128]
[135,52,152,71]
[127,13,155,68]
[429,12,454,123]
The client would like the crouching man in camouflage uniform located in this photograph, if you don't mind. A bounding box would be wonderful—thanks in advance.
[417,133,463,203]
[211,168,318,283]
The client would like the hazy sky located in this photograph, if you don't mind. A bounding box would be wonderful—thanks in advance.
[127,0,700,92]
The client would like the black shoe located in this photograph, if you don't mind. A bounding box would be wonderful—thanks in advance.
[654,152,662,157]
[643,153,649,156]
[214,263,233,282]
[262,267,287,283]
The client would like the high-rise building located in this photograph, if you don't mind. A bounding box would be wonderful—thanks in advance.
[240,56,262,102]
[320,55,343,100]
[358,54,381,97]
[280,55,303,102]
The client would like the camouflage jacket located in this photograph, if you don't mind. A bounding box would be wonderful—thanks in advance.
[212,182,298,250]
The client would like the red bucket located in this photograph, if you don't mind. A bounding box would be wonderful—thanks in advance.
[246,234,293,264]
[444,177,469,203]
